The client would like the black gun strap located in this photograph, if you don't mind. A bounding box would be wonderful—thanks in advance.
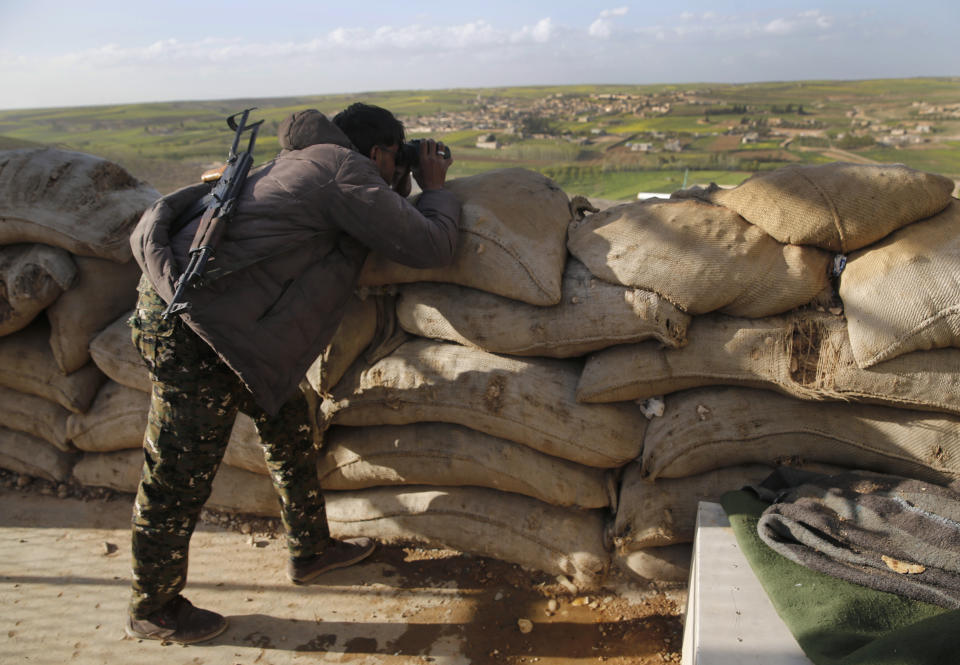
[169,192,214,237]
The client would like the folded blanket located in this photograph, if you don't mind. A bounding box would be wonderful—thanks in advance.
[721,489,958,665]
[752,467,960,609]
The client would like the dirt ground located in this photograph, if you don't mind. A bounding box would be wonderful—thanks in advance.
[0,471,685,664]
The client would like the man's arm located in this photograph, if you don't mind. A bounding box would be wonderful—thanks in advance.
[332,149,460,269]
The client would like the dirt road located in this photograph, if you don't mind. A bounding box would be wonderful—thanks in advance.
[0,476,684,664]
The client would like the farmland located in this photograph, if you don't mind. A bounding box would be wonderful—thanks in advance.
[1,78,959,198]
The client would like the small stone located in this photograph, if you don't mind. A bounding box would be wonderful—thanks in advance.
[829,307,843,316]
[547,599,558,612]
[57,485,69,499]
[240,522,252,535]
[555,575,578,594]
[517,618,533,634]
[494,591,504,601]
[16,475,31,489]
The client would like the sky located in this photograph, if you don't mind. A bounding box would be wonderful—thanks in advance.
[1,1,958,110]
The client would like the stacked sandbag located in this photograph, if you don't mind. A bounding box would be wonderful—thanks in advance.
[324,169,674,588]
[10,155,957,594]
[0,148,159,484]
[600,162,960,582]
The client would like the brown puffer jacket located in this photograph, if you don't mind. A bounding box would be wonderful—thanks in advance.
[130,116,460,415]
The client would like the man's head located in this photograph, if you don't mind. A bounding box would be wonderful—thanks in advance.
[333,103,406,185]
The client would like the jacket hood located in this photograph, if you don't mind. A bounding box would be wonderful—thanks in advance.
[278,109,355,151]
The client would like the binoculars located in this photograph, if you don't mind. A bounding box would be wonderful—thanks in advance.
[399,139,452,168]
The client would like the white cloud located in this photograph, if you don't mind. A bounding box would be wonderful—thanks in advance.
[589,7,629,39]
[512,18,554,44]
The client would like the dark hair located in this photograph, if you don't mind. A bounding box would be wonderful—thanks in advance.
[332,103,405,158]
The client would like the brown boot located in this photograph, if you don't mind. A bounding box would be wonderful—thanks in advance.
[288,537,376,585]
[126,595,227,644]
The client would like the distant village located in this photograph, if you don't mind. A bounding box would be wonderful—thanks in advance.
[403,89,960,153]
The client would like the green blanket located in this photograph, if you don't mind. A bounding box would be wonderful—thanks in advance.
[720,490,960,665]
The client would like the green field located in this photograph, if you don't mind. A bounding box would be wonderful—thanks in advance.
[1,78,958,199]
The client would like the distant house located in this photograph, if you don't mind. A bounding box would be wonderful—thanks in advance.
[628,142,654,152]
[475,134,499,150]
[664,139,683,152]
[741,132,759,144]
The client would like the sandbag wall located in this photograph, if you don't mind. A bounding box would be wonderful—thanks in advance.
[4,149,959,592]
[319,163,960,587]
[585,163,960,580]
[0,148,156,487]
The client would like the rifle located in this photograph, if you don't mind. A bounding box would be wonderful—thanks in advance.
[162,108,264,319]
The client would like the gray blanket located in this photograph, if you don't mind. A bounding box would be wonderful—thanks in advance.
[752,468,960,609]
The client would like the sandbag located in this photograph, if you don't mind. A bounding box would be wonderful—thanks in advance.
[0,148,160,262]
[72,448,280,517]
[66,381,147,452]
[318,422,615,509]
[65,380,268,474]
[305,294,378,396]
[0,427,77,483]
[324,339,646,468]
[325,485,609,588]
[0,244,77,336]
[224,413,269,476]
[396,258,690,358]
[577,311,960,417]
[840,200,960,368]
[642,386,960,486]
[614,545,691,583]
[614,463,774,550]
[567,198,830,316]
[0,319,105,413]
[88,310,150,392]
[359,168,571,306]
[46,255,141,374]
[0,386,72,452]
[706,162,956,252]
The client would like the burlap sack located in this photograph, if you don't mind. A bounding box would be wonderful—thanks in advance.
[840,199,960,368]
[0,148,160,262]
[567,198,830,316]
[0,386,72,452]
[324,339,646,468]
[577,311,960,417]
[0,427,77,483]
[0,244,77,337]
[358,168,571,306]
[305,294,378,396]
[66,381,147,452]
[614,463,773,550]
[46,255,141,374]
[224,413,269,476]
[614,545,691,583]
[65,380,269,474]
[72,448,280,517]
[88,310,151,392]
[318,423,615,509]
[707,162,956,252]
[396,258,690,358]
[0,320,105,413]
[642,386,960,486]
[325,486,609,588]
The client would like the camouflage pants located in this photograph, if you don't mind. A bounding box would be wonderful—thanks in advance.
[128,278,330,618]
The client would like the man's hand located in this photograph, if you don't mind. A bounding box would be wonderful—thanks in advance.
[413,139,452,191]
[393,167,412,197]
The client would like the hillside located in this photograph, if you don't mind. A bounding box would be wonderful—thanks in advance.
[1,78,958,198]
